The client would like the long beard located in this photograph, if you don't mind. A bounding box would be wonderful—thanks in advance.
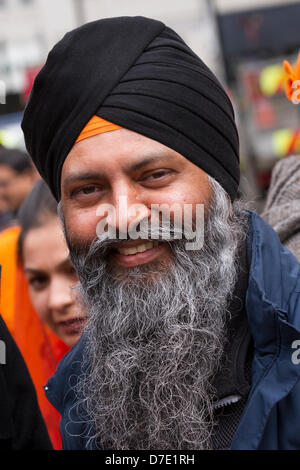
[64,180,249,450]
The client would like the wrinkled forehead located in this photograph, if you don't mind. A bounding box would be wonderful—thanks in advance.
[61,127,210,194]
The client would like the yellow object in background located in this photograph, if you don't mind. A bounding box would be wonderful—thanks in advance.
[259,64,284,96]
[0,129,22,148]
[272,128,300,157]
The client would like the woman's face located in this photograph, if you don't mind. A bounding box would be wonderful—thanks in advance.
[23,217,87,348]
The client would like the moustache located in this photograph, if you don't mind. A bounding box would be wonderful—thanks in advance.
[81,216,195,263]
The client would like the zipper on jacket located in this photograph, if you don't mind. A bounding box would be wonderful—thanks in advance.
[212,394,242,410]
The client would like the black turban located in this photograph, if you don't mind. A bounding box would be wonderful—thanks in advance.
[21,16,240,201]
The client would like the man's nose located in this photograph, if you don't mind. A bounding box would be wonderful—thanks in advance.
[108,181,150,234]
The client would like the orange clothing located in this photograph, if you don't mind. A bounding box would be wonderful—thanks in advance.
[0,226,69,450]
[75,115,122,143]
[283,50,300,101]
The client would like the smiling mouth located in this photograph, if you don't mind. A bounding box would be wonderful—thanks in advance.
[114,240,160,256]
[110,240,166,268]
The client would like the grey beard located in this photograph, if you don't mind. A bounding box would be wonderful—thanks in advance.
[63,178,249,450]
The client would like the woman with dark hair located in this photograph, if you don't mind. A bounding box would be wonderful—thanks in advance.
[18,179,87,348]
[0,180,86,449]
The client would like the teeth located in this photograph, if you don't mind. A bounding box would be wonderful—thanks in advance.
[117,241,159,255]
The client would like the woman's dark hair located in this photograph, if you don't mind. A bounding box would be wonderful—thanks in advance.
[17,179,58,260]
[0,148,34,173]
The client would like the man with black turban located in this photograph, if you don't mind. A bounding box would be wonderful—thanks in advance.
[22,17,300,450]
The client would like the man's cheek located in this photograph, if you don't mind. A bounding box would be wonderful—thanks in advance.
[65,212,99,245]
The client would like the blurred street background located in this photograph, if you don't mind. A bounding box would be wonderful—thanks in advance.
[1,0,300,211]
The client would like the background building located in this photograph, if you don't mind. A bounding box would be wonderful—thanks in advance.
[0,0,219,99]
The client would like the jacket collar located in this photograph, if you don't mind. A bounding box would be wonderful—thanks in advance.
[245,210,300,362]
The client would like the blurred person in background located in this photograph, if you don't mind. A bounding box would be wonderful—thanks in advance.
[0,145,15,230]
[0,148,39,231]
[18,179,87,348]
[262,154,300,261]
[261,54,300,261]
[0,179,87,449]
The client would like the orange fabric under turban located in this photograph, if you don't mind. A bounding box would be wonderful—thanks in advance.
[75,115,122,143]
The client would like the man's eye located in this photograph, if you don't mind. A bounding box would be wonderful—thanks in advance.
[80,185,99,194]
[145,170,171,180]
[72,185,102,196]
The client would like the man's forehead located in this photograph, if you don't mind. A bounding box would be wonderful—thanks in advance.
[62,130,191,182]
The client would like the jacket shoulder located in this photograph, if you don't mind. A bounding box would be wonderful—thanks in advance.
[247,210,300,325]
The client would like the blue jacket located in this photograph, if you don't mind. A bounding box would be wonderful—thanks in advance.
[45,211,300,450]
